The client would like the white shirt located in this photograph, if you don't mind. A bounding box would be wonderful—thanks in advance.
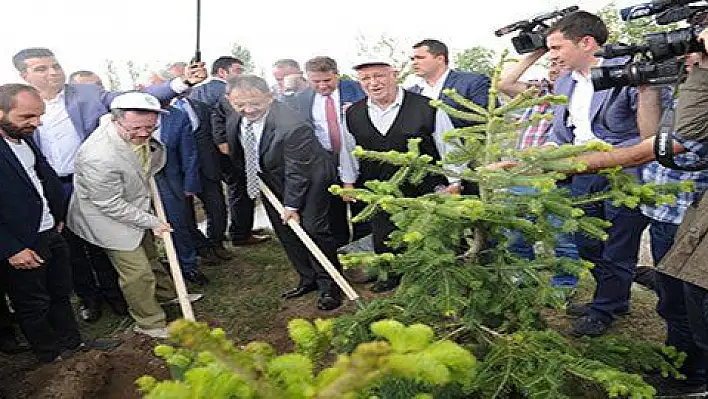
[172,98,199,131]
[37,90,83,176]
[5,138,55,232]
[418,68,451,100]
[339,87,462,185]
[569,60,605,146]
[311,89,342,152]
[240,113,268,173]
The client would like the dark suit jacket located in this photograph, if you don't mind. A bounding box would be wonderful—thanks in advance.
[156,106,201,196]
[285,80,366,125]
[225,101,334,209]
[189,79,227,109]
[0,137,66,260]
[409,69,491,128]
[184,98,221,181]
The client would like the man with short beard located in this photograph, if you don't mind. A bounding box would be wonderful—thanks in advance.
[0,84,82,363]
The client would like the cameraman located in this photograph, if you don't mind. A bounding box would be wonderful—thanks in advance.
[543,10,673,338]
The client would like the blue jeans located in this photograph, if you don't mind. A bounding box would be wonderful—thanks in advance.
[652,221,706,385]
[507,186,580,288]
[571,175,648,323]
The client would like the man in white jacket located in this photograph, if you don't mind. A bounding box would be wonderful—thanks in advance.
[68,93,186,338]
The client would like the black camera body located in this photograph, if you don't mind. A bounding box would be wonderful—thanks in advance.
[591,0,707,91]
[495,6,578,54]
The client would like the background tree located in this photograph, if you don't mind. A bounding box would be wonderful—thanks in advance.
[231,43,256,74]
[597,1,680,44]
[356,33,412,83]
[103,59,121,90]
[455,45,497,76]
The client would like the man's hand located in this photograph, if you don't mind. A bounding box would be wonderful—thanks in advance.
[8,249,44,269]
[282,208,300,225]
[183,62,208,86]
[698,30,708,68]
[152,222,173,237]
[342,183,357,203]
[485,160,518,171]
[442,183,462,195]
[218,143,229,155]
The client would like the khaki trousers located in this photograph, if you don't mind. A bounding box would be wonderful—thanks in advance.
[105,233,177,329]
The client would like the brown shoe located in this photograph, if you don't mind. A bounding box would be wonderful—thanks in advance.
[231,234,271,246]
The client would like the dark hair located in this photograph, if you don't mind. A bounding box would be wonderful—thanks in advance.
[304,56,338,73]
[0,84,41,113]
[211,56,243,75]
[548,11,608,46]
[273,59,300,70]
[226,75,270,96]
[413,39,449,64]
[12,48,55,72]
[68,70,98,82]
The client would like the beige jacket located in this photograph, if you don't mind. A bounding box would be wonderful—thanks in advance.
[68,114,166,251]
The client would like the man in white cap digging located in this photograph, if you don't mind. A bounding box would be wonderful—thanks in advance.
[68,92,200,338]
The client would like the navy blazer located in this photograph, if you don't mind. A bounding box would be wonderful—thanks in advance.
[409,69,491,128]
[33,82,178,151]
[155,107,201,196]
[184,98,221,181]
[189,79,227,109]
[0,137,66,260]
[286,80,366,125]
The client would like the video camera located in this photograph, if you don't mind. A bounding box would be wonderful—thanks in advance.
[590,0,708,91]
[495,6,579,54]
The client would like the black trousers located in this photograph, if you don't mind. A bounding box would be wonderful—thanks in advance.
[220,155,255,241]
[0,278,14,340]
[64,227,124,306]
[262,190,341,296]
[186,176,228,249]
[3,229,82,362]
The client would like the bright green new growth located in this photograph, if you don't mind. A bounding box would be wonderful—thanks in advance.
[137,319,477,398]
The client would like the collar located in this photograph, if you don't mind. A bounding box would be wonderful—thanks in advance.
[367,87,404,111]
[427,68,451,88]
[45,89,66,104]
[572,58,603,82]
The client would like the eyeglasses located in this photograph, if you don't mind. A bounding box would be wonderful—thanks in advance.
[116,120,160,134]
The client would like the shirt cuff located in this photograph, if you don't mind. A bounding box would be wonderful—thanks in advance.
[284,206,298,212]
[170,78,190,94]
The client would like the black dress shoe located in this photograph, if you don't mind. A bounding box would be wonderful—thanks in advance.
[78,301,102,323]
[184,270,210,285]
[213,246,234,260]
[317,293,342,311]
[370,275,401,293]
[197,247,221,265]
[232,234,271,246]
[282,283,317,299]
[566,302,630,317]
[570,315,611,337]
[0,336,30,354]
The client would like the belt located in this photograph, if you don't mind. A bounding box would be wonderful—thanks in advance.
[58,174,74,184]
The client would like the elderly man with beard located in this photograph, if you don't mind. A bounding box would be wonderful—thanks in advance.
[67,93,200,339]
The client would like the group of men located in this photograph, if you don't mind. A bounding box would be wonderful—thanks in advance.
[2,11,708,397]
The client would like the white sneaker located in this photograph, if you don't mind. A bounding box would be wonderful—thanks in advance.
[161,293,204,306]
[133,326,169,339]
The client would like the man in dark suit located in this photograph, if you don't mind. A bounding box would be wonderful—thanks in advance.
[176,96,231,263]
[153,103,210,285]
[189,56,243,108]
[0,84,82,363]
[224,75,342,311]
[408,39,491,128]
[13,47,207,321]
[285,56,368,248]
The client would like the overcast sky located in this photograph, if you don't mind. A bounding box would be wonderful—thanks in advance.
[1,0,634,87]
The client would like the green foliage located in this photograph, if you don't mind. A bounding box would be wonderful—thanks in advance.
[138,319,477,399]
[231,43,256,74]
[455,46,497,77]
